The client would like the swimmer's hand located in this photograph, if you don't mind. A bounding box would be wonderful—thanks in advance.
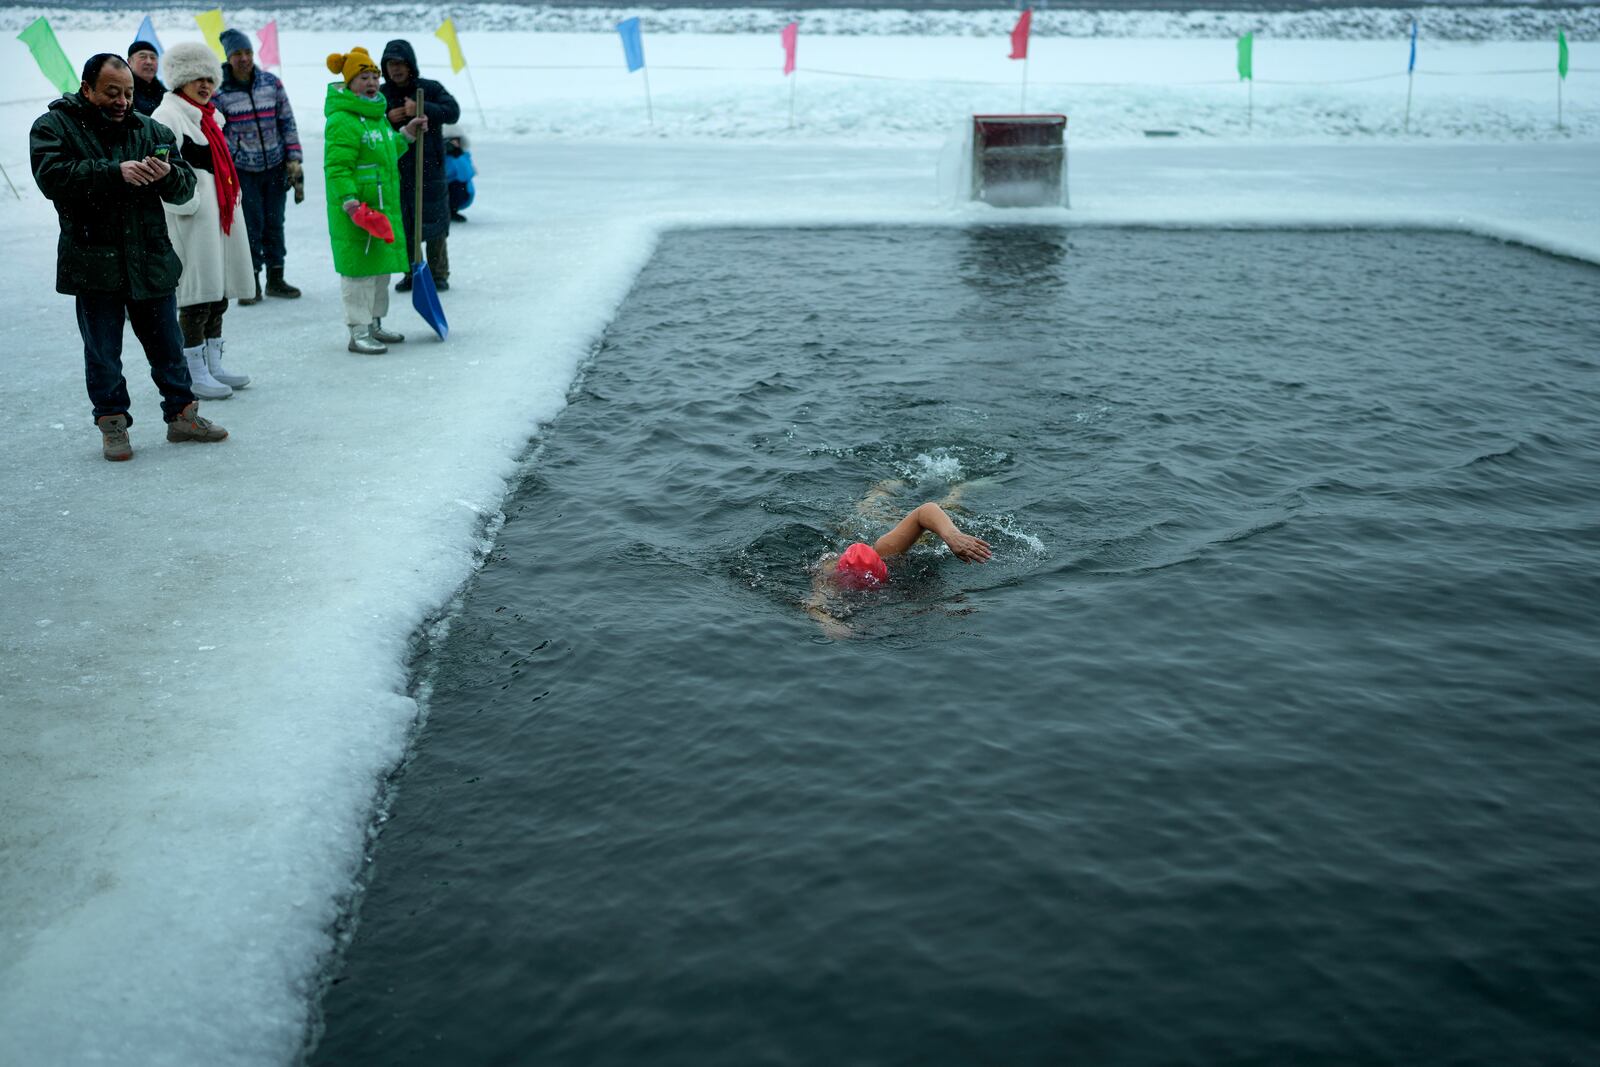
[942,530,992,564]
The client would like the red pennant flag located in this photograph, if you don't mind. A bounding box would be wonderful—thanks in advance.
[781,21,798,75]
[1009,8,1032,60]
[258,20,280,67]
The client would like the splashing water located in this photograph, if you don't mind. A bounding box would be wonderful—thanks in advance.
[909,449,965,481]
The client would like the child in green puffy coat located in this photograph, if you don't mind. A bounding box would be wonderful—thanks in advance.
[323,48,427,354]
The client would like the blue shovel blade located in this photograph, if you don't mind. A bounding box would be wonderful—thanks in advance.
[411,262,449,340]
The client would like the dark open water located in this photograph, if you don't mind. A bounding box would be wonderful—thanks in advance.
[313,228,1600,1066]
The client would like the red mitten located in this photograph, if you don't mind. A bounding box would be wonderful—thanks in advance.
[351,203,395,243]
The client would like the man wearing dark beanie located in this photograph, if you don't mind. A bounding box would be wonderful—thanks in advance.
[127,39,165,116]
[214,26,303,302]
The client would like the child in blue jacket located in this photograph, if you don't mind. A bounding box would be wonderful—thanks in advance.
[444,126,475,222]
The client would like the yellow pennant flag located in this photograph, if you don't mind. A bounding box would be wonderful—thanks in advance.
[194,8,225,59]
[435,17,466,74]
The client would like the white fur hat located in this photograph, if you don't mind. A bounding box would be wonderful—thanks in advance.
[163,41,222,90]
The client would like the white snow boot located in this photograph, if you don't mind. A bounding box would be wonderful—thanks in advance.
[204,337,250,389]
[347,325,387,355]
[184,344,233,399]
[369,318,405,345]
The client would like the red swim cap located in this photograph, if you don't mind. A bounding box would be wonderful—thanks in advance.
[835,543,889,589]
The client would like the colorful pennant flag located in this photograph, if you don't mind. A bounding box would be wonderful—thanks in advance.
[1237,32,1254,81]
[1404,20,1418,131]
[257,20,279,67]
[1009,9,1032,61]
[1558,29,1569,79]
[436,17,466,75]
[781,21,798,76]
[617,17,645,73]
[194,8,225,60]
[135,15,163,57]
[16,17,77,94]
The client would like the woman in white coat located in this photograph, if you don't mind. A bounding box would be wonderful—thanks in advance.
[153,42,255,398]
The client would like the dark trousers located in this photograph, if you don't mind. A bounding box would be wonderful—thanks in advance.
[75,292,194,425]
[178,299,228,347]
[400,196,450,282]
[238,163,287,273]
[426,235,449,281]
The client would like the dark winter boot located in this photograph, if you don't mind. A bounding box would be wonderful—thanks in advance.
[395,272,414,293]
[265,266,301,299]
[239,271,263,305]
[97,413,132,461]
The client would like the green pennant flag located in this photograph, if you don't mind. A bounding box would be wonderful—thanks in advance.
[16,17,77,95]
[1237,32,1254,82]
[1558,29,1569,80]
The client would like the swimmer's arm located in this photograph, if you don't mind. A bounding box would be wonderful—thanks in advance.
[804,594,851,640]
[804,565,852,639]
[873,502,993,563]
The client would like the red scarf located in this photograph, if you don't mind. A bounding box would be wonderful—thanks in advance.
[177,92,239,235]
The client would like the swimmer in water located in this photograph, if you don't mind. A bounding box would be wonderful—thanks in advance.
[805,480,992,636]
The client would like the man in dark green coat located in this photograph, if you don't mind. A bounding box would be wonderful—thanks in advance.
[30,53,229,461]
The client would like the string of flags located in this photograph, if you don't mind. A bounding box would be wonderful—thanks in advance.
[12,13,1586,132]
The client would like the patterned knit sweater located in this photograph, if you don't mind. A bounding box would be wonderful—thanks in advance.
[214,65,302,172]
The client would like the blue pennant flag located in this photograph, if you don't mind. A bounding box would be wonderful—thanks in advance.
[135,14,163,56]
[617,17,645,73]
[1408,20,1417,73]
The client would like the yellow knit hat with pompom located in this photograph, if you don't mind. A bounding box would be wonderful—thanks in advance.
[326,48,380,84]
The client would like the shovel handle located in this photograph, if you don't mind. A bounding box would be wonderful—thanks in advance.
[412,87,425,268]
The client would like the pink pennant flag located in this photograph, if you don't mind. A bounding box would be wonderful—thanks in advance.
[1009,9,1032,60]
[781,21,798,75]
[258,20,280,67]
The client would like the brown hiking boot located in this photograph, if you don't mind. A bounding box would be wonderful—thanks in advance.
[97,413,132,461]
[166,402,229,443]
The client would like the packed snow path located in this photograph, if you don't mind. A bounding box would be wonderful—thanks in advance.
[2,138,1598,1064]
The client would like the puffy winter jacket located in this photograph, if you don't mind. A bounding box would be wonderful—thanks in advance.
[445,147,475,210]
[30,93,197,300]
[322,82,410,278]
[380,39,460,243]
[214,64,302,172]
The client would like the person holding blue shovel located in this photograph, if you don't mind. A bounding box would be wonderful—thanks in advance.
[322,48,428,354]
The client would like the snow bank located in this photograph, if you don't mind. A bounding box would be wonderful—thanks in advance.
[0,18,1598,1067]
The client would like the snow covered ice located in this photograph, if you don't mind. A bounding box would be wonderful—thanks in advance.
[0,10,1597,1065]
